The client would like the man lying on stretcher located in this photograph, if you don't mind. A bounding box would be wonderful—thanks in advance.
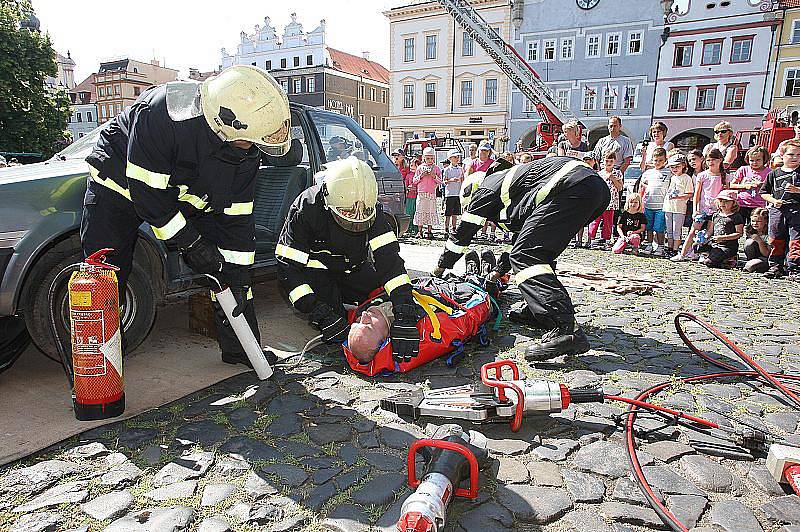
[343,251,510,376]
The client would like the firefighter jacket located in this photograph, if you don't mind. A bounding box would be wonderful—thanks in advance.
[439,156,597,270]
[277,185,413,314]
[85,83,261,267]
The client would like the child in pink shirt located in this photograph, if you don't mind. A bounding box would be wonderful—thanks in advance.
[413,148,443,239]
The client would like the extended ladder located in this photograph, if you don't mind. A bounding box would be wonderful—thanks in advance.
[435,0,579,127]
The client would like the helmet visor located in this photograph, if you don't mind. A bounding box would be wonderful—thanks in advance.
[254,119,291,156]
[331,202,376,233]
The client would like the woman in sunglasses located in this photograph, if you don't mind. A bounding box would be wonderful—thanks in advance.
[703,121,740,175]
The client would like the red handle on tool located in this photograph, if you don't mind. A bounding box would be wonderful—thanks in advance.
[85,248,120,271]
[407,438,480,499]
[480,360,525,432]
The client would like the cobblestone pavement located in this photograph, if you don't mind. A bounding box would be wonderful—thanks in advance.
[2,234,799,532]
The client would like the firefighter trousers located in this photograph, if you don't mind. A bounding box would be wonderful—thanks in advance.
[302,262,384,317]
[509,176,610,331]
[80,178,260,356]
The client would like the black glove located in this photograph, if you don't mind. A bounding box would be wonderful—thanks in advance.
[391,303,420,363]
[309,302,350,345]
[182,237,223,276]
[221,265,251,317]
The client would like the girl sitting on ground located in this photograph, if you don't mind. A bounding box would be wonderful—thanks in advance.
[696,189,745,269]
[613,193,647,254]
[743,207,771,273]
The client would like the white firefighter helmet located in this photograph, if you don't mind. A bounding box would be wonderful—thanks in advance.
[200,65,291,156]
[321,157,379,232]
[460,171,486,210]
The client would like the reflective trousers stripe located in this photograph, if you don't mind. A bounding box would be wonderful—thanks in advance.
[224,202,254,216]
[445,240,467,254]
[515,264,555,285]
[210,287,254,302]
[385,273,411,294]
[307,259,327,269]
[461,212,486,226]
[89,166,131,200]
[219,248,255,265]
[369,231,398,251]
[289,284,313,304]
[152,212,187,240]
[534,160,585,207]
[126,161,170,189]
[275,244,309,265]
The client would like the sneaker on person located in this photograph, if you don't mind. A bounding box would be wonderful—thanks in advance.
[464,250,481,275]
[764,264,786,279]
[525,327,590,361]
[670,253,687,262]
[480,249,497,277]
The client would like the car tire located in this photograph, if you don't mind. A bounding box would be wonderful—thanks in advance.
[23,237,157,361]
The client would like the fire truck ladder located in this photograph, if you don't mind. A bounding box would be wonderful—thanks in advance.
[435,0,579,127]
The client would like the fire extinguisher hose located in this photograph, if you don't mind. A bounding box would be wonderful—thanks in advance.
[48,262,83,386]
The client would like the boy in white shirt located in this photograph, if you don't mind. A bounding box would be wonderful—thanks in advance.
[639,147,670,256]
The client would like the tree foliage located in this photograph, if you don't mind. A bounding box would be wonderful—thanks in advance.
[0,0,71,158]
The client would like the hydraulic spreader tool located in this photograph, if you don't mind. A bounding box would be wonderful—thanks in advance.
[381,359,604,432]
[397,425,489,532]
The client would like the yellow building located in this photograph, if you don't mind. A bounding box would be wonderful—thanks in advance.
[774,1,800,109]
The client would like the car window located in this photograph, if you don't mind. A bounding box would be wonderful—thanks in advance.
[289,111,310,166]
[308,110,385,168]
[55,125,105,160]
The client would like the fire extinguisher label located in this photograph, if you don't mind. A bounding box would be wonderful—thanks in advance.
[100,329,123,378]
[71,309,107,376]
[70,291,92,307]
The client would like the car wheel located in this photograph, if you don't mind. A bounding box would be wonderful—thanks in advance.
[23,237,157,361]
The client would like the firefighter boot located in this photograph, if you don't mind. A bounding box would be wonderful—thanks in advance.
[222,348,278,368]
[508,302,556,330]
[525,326,590,361]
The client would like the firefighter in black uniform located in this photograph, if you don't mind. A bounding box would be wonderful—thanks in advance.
[434,156,610,360]
[276,157,420,362]
[82,65,291,366]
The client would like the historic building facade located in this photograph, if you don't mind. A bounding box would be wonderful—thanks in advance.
[384,0,512,152]
[772,0,800,112]
[67,75,97,140]
[510,0,666,148]
[92,59,178,125]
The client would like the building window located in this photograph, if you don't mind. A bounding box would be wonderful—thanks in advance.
[724,84,746,109]
[266,60,272,70]
[543,39,556,61]
[251,62,256,66]
[280,79,289,93]
[358,114,364,127]
[785,68,800,97]
[622,86,638,109]
[79,132,84,138]
[460,80,473,106]
[133,86,140,96]
[370,87,376,101]
[730,37,752,63]
[463,32,474,56]
[586,34,600,58]
[306,77,315,93]
[701,40,723,65]
[696,86,717,110]
[628,31,642,55]
[556,88,569,110]
[98,87,104,97]
[485,78,498,105]
[524,98,536,113]
[668,88,689,111]
[527,40,539,62]
[293,56,300,67]
[560,38,574,61]
[425,82,436,107]
[382,117,388,130]
[114,85,120,95]
[404,38,415,62]
[382,90,387,103]
[582,86,597,111]
[792,20,800,44]
[281,58,287,69]
[425,34,437,60]
[370,115,376,129]
[358,85,365,99]
[674,43,693,67]
[76,112,82,123]
[87,111,92,122]
[307,54,313,66]
[100,105,105,119]
[116,103,121,114]
[403,84,414,108]
[603,85,618,110]
[294,79,302,93]
[133,67,138,73]
[606,33,621,56]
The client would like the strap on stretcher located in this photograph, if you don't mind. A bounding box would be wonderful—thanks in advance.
[412,290,454,341]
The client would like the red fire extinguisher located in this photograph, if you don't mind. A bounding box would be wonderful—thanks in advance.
[67,248,125,420]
